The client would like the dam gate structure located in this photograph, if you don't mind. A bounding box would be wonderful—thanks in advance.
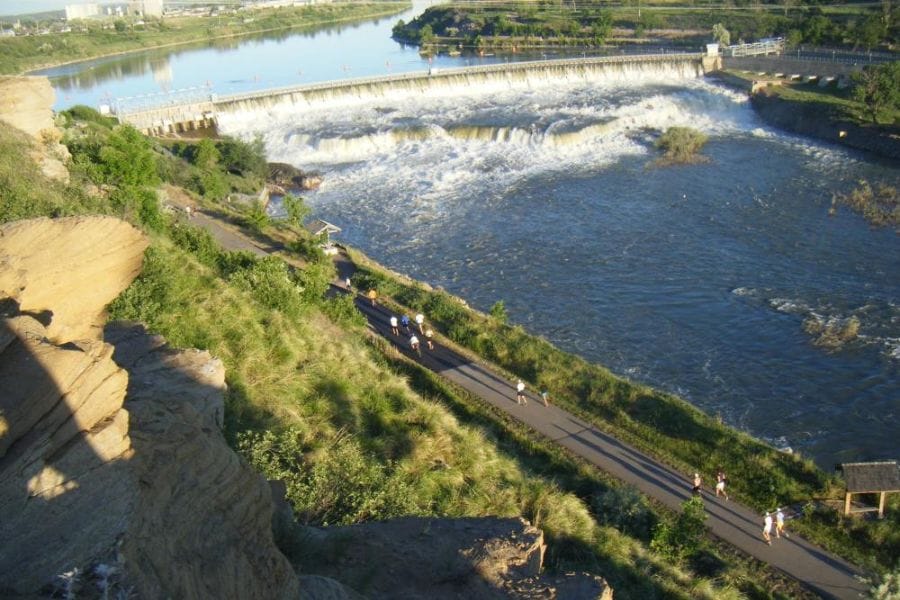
[114,53,712,135]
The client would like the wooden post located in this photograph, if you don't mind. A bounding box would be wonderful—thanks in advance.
[878,492,886,519]
[844,491,852,516]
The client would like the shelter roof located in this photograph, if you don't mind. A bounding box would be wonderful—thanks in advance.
[305,219,342,237]
[841,461,900,493]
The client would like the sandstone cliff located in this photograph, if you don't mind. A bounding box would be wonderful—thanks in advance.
[0,76,71,182]
[0,216,298,598]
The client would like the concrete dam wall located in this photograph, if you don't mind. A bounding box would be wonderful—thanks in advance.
[122,54,709,134]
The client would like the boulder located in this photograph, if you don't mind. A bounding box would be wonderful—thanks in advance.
[268,162,323,191]
[301,516,612,599]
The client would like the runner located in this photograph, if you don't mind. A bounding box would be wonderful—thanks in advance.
[415,312,425,334]
[692,472,702,496]
[763,512,773,545]
[389,315,399,336]
[401,314,411,333]
[425,328,434,350]
[516,380,526,405]
[367,289,377,307]
[716,469,729,500]
[345,276,352,291]
[775,508,788,538]
[540,389,550,407]
[409,334,421,357]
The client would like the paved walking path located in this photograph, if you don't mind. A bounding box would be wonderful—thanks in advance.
[178,212,868,599]
[353,295,867,600]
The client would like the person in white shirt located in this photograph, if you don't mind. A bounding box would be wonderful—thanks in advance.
[415,312,425,334]
[516,380,526,405]
[409,335,421,356]
[763,512,773,545]
[775,508,788,538]
[389,316,399,336]
[425,328,434,350]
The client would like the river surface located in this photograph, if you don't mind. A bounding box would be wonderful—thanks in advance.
[40,5,899,468]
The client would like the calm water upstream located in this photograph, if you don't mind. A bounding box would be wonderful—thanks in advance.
[40,5,900,468]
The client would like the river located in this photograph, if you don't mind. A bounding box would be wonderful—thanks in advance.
[38,4,900,469]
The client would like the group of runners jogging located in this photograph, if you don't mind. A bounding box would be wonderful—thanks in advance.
[387,311,434,357]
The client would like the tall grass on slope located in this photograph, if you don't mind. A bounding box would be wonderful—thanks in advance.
[108,237,753,599]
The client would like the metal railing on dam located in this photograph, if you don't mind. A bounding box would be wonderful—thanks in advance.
[117,52,708,134]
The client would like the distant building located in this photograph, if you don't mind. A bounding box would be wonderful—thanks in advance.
[65,3,100,20]
[131,0,164,17]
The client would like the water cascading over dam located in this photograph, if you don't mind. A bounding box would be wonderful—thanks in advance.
[218,55,706,114]
[122,54,711,134]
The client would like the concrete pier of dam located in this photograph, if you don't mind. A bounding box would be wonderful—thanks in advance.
[117,53,717,135]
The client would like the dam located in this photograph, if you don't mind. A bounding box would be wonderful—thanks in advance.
[115,53,717,135]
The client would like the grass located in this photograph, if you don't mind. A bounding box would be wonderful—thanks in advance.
[346,246,900,574]
[0,3,409,75]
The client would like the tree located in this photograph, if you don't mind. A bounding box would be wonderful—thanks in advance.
[852,61,900,124]
[712,23,731,46]
[851,16,886,51]
[803,15,832,45]
[282,193,311,228]
[419,23,435,45]
[194,138,220,171]
[98,125,158,187]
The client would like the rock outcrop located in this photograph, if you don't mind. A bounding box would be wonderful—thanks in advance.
[268,162,323,191]
[301,516,612,599]
[0,217,298,598]
[0,76,71,182]
[0,216,148,343]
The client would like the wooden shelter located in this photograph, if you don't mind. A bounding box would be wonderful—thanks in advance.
[305,219,342,242]
[840,461,900,518]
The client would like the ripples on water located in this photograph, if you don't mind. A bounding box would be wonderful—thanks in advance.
[220,72,900,468]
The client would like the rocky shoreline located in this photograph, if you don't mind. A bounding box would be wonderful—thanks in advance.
[707,71,900,163]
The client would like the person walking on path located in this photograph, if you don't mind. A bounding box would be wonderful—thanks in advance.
[763,512,773,545]
[345,276,352,291]
[716,469,729,500]
[425,328,434,350]
[692,472,702,496]
[389,316,399,336]
[540,389,550,407]
[775,508,788,539]
[367,289,377,307]
[410,334,421,357]
[415,312,425,334]
[516,380,527,405]
[401,314,411,333]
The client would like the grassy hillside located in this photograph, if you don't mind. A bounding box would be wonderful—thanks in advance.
[0,109,889,596]
[0,3,409,75]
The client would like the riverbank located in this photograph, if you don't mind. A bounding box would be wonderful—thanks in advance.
[708,70,900,162]
[2,2,409,76]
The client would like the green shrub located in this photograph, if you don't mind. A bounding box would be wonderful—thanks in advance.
[650,496,707,560]
[228,256,305,318]
[655,127,709,163]
[237,428,416,525]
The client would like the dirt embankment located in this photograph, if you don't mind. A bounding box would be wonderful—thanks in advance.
[750,90,900,162]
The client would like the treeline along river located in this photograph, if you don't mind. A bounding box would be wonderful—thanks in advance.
[40,3,900,469]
